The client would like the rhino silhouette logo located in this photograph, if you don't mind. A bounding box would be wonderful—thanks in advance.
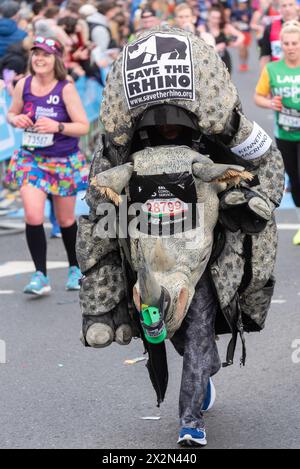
[127,35,187,70]
[123,33,194,109]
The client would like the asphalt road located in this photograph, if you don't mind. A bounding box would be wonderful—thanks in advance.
[0,45,300,450]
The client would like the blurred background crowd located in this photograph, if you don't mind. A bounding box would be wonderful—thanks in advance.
[1,0,297,93]
[1,0,300,240]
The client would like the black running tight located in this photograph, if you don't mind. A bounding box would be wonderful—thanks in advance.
[25,224,47,275]
[276,139,300,207]
[25,222,79,276]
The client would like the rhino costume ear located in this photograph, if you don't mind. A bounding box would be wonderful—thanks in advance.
[90,163,133,205]
[192,162,253,185]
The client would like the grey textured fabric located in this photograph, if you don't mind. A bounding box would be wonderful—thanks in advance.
[244,217,277,295]
[79,261,125,315]
[77,26,284,357]
[101,25,238,147]
[210,216,278,332]
[237,143,285,210]
[239,216,278,331]
[240,275,275,331]
[76,215,119,273]
[76,134,135,346]
[128,146,225,338]
[210,230,245,310]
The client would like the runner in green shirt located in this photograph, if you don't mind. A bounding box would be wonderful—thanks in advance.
[254,19,300,245]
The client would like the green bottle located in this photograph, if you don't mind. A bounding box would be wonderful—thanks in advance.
[140,304,167,344]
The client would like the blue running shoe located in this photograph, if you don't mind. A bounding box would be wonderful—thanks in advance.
[24,271,51,296]
[66,266,82,291]
[177,427,207,447]
[202,378,216,412]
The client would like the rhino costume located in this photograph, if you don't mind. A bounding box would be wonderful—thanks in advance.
[77,26,284,427]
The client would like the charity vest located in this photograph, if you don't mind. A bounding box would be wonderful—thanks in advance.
[266,59,300,140]
[22,75,79,157]
[270,19,282,61]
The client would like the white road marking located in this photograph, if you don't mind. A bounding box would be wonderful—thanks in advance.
[140,416,161,420]
[271,299,286,304]
[277,223,300,230]
[124,356,146,365]
[0,261,68,279]
[0,290,14,294]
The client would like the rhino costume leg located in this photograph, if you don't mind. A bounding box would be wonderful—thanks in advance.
[77,135,135,347]
[171,272,221,429]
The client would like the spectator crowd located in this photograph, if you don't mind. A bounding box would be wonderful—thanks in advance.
[1,0,300,246]
[1,0,299,91]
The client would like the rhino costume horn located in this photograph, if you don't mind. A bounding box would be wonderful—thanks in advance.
[135,243,171,310]
[132,245,169,406]
[138,263,161,307]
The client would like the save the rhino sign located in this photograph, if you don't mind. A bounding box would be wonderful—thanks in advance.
[123,33,194,109]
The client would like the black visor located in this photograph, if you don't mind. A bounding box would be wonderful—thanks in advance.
[135,104,199,131]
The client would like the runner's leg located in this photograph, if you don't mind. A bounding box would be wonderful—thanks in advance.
[53,195,78,267]
[21,185,47,275]
[171,271,221,429]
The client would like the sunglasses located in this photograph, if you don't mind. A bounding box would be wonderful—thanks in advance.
[33,36,63,53]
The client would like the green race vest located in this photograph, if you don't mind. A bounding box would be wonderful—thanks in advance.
[266,60,300,141]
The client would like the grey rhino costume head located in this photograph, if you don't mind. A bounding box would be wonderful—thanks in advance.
[90,146,252,339]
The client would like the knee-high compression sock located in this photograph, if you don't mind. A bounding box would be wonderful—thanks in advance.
[25,224,47,276]
[60,222,79,267]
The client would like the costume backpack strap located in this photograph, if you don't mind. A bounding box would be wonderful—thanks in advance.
[222,294,246,367]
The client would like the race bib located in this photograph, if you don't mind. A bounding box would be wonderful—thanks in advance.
[271,40,282,60]
[278,106,300,130]
[129,172,198,236]
[235,21,249,31]
[142,198,188,217]
[22,130,54,149]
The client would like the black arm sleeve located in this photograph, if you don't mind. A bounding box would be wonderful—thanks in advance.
[259,24,272,58]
